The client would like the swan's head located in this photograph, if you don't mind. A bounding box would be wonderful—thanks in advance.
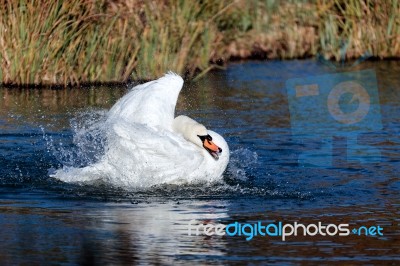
[197,134,222,160]
[173,115,223,160]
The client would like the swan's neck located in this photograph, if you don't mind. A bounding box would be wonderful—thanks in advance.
[172,115,207,148]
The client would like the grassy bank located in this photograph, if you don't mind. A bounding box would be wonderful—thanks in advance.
[0,0,399,86]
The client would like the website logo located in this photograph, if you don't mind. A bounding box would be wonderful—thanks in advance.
[188,220,384,241]
[286,69,382,167]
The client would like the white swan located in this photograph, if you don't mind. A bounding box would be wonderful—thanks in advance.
[52,72,229,187]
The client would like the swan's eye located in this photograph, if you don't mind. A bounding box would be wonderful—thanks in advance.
[198,135,206,141]
[198,134,213,142]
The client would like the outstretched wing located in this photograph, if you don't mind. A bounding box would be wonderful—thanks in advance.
[107,72,184,131]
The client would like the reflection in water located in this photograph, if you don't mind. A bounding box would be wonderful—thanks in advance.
[0,60,399,263]
[0,197,230,265]
[0,196,398,264]
[94,202,229,264]
[0,87,126,132]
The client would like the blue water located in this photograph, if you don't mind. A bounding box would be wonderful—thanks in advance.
[0,60,399,264]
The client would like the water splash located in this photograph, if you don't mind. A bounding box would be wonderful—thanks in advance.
[40,109,316,202]
[226,148,259,181]
[44,109,108,169]
[43,105,263,187]
[69,109,108,165]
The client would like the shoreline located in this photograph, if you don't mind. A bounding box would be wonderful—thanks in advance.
[1,57,400,88]
[1,0,399,87]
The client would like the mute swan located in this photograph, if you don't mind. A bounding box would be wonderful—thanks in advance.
[52,72,229,187]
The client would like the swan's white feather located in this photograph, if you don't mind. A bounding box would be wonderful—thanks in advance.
[106,120,205,186]
[107,72,183,130]
[52,72,229,187]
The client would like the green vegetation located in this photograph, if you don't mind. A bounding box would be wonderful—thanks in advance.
[0,0,399,86]
[318,0,400,60]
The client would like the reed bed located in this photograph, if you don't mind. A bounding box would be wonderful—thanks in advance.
[0,0,139,86]
[0,0,399,86]
[318,0,400,60]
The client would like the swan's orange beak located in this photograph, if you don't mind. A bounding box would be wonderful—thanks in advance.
[199,134,222,160]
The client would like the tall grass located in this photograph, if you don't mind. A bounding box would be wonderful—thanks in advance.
[317,0,400,60]
[133,0,223,80]
[0,0,237,85]
[216,0,318,60]
[0,0,140,86]
[0,0,399,86]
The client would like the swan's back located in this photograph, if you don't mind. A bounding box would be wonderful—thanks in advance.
[107,72,184,130]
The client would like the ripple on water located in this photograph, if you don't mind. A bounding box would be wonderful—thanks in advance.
[0,60,399,263]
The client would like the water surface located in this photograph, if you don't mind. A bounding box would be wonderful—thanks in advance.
[0,60,399,264]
